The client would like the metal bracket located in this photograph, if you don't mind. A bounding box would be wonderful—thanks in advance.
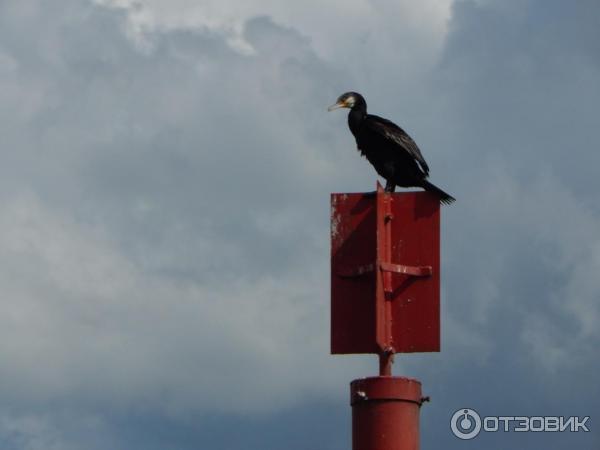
[338,262,432,279]
[379,262,432,277]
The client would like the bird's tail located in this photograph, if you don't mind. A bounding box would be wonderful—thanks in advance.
[421,180,456,205]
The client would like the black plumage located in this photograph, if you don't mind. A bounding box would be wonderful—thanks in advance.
[328,92,455,205]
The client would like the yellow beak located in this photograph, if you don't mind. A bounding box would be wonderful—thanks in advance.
[327,101,346,112]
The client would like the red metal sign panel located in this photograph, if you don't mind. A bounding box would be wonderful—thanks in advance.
[331,185,440,355]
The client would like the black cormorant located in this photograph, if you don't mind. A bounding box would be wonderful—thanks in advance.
[328,91,455,204]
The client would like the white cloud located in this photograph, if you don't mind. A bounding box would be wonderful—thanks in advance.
[445,166,600,371]
[95,0,452,63]
[0,1,371,419]
[0,191,367,417]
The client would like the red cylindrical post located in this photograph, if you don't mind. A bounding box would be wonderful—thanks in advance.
[351,376,422,450]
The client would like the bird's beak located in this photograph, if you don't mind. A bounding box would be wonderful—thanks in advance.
[327,101,345,112]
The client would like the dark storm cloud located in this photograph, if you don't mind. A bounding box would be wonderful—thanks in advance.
[0,0,598,449]
[437,0,600,193]
[407,1,600,448]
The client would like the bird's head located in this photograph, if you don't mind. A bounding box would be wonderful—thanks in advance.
[328,92,366,112]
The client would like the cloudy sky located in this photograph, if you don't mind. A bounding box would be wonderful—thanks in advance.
[0,0,598,448]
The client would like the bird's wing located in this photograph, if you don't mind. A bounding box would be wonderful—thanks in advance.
[366,115,429,175]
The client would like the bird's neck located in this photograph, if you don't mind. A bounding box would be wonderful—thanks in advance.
[348,107,367,136]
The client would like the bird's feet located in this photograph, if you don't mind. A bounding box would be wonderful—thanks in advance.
[384,181,396,193]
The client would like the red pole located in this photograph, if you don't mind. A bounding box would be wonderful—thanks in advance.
[378,351,393,377]
[331,187,439,450]
[351,376,422,450]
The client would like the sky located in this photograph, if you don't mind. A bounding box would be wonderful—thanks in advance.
[0,0,598,449]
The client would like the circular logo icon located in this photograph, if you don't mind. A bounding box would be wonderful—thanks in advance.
[451,408,482,440]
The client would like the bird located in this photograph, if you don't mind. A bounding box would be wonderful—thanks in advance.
[328,91,455,204]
